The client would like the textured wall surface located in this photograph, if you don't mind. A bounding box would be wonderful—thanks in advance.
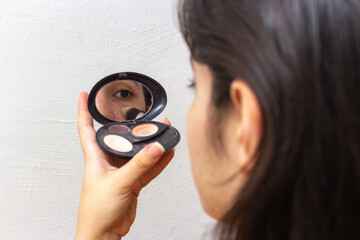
[0,0,215,239]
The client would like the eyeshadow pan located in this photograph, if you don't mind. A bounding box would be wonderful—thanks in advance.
[108,124,130,135]
[132,124,159,137]
[103,134,133,152]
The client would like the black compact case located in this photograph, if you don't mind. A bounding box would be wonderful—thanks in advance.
[88,72,181,159]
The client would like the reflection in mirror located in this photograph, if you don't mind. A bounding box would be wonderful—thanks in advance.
[95,80,153,121]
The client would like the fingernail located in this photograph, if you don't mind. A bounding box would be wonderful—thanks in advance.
[147,142,165,158]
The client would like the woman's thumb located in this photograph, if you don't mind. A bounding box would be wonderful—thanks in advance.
[114,142,165,186]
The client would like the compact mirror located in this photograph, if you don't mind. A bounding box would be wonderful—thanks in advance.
[95,80,153,121]
[88,72,180,159]
[88,72,167,126]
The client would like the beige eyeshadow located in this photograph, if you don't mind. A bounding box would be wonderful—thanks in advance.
[132,124,159,137]
[103,135,133,152]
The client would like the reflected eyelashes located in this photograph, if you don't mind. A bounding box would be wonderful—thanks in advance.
[114,89,133,99]
[187,78,196,88]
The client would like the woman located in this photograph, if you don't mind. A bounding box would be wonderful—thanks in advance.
[75,0,360,239]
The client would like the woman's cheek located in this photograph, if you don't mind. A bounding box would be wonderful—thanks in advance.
[187,102,196,157]
[187,98,208,180]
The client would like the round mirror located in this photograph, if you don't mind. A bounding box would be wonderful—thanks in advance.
[88,72,167,125]
[95,80,153,121]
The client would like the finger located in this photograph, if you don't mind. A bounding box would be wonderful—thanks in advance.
[115,142,165,187]
[133,150,174,195]
[140,150,174,187]
[77,92,107,166]
[160,118,171,126]
[78,91,95,145]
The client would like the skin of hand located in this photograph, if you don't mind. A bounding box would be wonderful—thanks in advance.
[75,92,174,240]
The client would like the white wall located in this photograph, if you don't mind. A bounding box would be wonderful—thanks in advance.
[0,0,215,239]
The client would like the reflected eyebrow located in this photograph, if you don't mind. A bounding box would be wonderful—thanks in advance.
[133,81,141,89]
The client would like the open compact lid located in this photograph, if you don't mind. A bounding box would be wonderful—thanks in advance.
[88,72,167,125]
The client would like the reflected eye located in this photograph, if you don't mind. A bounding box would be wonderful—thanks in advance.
[114,90,133,99]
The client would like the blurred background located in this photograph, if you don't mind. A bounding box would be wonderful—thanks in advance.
[0,0,215,239]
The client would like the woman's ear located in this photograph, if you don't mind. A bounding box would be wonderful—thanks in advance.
[230,80,262,173]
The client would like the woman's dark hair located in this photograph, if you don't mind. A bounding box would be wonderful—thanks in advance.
[179,0,360,239]
[142,86,152,110]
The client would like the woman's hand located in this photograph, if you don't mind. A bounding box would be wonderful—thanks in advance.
[75,92,174,240]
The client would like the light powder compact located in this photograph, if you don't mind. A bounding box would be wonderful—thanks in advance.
[88,72,181,159]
